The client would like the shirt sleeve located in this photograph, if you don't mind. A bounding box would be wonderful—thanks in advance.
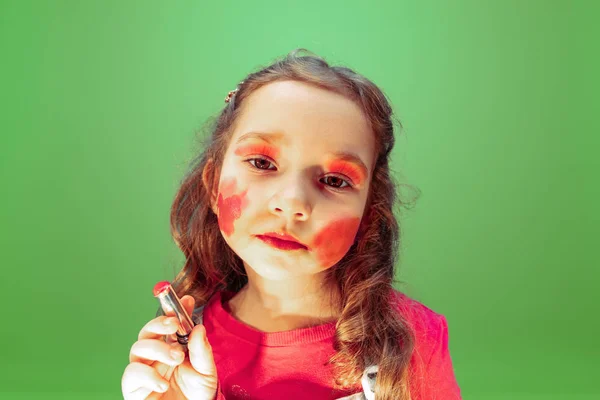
[419,315,462,399]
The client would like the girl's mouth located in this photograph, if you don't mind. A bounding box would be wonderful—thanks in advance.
[256,235,308,251]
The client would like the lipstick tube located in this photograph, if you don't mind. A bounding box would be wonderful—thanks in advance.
[153,281,196,346]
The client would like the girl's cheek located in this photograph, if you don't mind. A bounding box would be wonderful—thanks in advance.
[311,217,361,267]
[216,177,250,237]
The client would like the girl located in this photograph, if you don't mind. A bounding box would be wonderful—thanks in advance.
[121,48,462,400]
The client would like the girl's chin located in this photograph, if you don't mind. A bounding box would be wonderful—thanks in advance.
[240,255,324,276]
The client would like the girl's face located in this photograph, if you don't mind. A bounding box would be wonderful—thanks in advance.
[214,80,375,280]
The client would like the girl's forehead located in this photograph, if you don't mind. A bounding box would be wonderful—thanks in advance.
[230,84,375,166]
[238,81,369,130]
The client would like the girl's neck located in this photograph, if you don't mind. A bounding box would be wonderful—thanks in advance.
[226,280,342,332]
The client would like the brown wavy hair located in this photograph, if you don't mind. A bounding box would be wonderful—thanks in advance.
[167,48,421,399]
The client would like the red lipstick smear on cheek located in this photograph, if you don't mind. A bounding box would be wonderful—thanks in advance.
[312,217,361,267]
[216,177,249,237]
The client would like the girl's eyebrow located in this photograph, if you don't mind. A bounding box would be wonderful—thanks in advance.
[235,131,369,176]
[235,131,285,145]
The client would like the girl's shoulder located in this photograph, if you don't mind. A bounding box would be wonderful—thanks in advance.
[390,289,459,395]
[390,289,450,347]
[391,289,446,323]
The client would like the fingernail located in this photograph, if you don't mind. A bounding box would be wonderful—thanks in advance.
[159,382,169,391]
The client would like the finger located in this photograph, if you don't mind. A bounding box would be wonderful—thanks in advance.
[175,358,218,396]
[130,339,186,367]
[122,362,170,399]
[188,324,217,376]
[138,316,181,341]
[180,295,196,320]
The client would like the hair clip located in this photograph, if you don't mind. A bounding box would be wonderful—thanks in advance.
[224,80,245,103]
[224,89,239,103]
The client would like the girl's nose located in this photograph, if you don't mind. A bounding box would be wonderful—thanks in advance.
[272,205,309,222]
[268,183,311,222]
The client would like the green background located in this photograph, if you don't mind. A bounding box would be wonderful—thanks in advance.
[1,1,598,399]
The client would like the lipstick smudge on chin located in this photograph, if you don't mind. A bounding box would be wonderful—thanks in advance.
[312,217,361,267]
[217,177,249,237]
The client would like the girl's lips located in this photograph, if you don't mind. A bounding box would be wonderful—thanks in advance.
[256,235,308,251]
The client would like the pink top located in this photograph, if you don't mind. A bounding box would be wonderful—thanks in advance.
[198,289,462,399]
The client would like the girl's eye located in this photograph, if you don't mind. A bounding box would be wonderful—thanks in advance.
[245,157,353,190]
[321,176,351,189]
[247,157,276,171]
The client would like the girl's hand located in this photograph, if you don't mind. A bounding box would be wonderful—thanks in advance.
[121,295,219,400]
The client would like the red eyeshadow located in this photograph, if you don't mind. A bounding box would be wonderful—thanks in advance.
[234,144,280,159]
[325,160,366,185]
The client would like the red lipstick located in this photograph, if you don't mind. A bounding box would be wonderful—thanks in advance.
[153,281,196,345]
[257,232,308,250]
